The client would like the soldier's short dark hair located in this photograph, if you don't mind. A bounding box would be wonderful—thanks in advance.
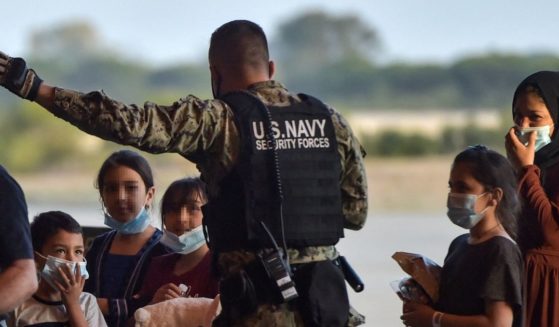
[209,20,269,73]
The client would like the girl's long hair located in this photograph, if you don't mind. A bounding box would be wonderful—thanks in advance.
[453,145,520,241]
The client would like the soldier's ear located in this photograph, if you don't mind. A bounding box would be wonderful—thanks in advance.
[210,65,218,80]
[268,61,275,79]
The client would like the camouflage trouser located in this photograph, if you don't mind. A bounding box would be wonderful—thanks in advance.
[348,305,366,326]
[215,248,366,326]
[213,303,365,326]
[213,303,304,327]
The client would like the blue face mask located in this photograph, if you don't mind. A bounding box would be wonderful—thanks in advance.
[160,225,206,254]
[446,192,489,229]
[515,125,552,152]
[36,252,89,289]
[104,207,151,234]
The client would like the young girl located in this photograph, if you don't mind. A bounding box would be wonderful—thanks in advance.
[401,145,523,327]
[10,211,107,327]
[84,150,169,327]
[134,177,218,304]
[505,71,559,327]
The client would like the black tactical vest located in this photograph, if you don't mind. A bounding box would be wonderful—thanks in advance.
[203,91,344,253]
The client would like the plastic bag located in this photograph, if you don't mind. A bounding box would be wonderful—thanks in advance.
[390,277,431,304]
[391,251,441,304]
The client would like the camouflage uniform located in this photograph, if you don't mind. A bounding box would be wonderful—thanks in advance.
[51,80,368,326]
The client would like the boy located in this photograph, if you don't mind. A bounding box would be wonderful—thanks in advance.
[8,211,107,327]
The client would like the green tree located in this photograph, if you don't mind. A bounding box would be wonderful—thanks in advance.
[273,11,380,90]
[366,131,438,157]
[371,64,461,108]
[0,102,88,171]
[450,53,559,107]
[29,21,107,62]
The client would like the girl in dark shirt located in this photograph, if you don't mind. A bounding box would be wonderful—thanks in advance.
[84,150,169,327]
[401,145,523,327]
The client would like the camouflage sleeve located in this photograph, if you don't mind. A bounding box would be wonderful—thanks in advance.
[330,109,368,230]
[50,88,238,165]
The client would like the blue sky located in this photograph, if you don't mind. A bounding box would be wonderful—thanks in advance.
[2,0,559,66]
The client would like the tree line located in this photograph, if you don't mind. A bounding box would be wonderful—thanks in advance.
[0,11,557,171]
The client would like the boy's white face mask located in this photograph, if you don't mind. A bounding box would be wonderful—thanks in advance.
[36,252,89,289]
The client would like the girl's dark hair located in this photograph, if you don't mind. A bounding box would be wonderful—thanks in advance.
[160,177,207,225]
[453,145,520,240]
[95,150,154,194]
[31,211,82,252]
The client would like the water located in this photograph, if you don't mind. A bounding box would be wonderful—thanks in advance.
[27,203,465,327]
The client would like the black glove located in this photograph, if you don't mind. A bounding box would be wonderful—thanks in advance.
[0,51,43,100]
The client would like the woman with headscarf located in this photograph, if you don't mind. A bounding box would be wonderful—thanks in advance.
[505,70,559,327]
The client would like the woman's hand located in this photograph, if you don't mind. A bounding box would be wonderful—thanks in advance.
[401,302,435,327]
[151,283,183,304]
[505,127,536,171]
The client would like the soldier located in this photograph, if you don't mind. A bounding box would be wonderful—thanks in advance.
[0,20,367,326]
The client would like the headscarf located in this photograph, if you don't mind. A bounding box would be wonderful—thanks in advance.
[512,71,559,174]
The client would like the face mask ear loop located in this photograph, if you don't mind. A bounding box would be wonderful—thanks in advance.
[144,188,154,212]
[490,189,504,214]
[99,192,107,209]
[477,191,494,214]
[34,250,47,260]
[34,251,48,273]
[100,200,110,217]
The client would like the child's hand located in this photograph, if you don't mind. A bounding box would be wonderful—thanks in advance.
[151,283,183,304]
[54,264,85,305]
[54,264,88,327]
[401,302,435,327]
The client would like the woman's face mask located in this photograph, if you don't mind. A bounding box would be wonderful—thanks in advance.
[446,192,489,229]
[515,124,553,152]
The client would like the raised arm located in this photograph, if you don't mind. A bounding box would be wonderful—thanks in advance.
[35,83,56,110]
[506,127,559,232]
[0,51,234,162]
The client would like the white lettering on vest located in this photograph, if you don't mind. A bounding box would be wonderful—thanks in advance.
[252,121,265,140]
[252,118,331,151]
